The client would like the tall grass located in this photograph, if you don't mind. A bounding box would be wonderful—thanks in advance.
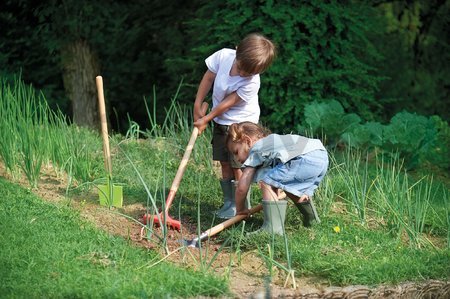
[333,149,437,248]
[0,79,20,178]
[0,77,102,188]
[0,78,48,187]
[373,154,431,247]
[333,148,373,224]
[144,82,214,169]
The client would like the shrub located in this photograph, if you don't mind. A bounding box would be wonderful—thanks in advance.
[182,0,383,131]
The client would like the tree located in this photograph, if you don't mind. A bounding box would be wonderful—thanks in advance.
[1,0,202,131]
[0,0,67,112]
[373,0,450,121]
[33,0,132,129]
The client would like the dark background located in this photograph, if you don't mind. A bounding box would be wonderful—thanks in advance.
[1,0,448,133]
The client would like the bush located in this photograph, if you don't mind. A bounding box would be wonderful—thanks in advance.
[182,0,383,131]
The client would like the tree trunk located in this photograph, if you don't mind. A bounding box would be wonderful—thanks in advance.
[61,39,100,129]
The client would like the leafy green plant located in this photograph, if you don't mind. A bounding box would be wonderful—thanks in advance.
[383,111,436,169]
[301,100,450,171]
[300,100,361,146]
[342,121,384,148]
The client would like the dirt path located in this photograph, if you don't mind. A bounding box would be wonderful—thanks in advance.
[1,164,449,298]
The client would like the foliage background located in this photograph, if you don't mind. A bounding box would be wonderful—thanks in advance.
[0,0,448,133]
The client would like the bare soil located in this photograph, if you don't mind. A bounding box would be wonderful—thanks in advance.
[1,163,449,298]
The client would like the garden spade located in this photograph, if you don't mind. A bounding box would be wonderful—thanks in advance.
[182,204,263,248]
[96,76,123,208]
[142,102,209,230]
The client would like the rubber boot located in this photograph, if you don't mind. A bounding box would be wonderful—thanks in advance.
[217,179,236,219]
[295,198,320,227]
[215,179,234,216]
[253,200,287,236]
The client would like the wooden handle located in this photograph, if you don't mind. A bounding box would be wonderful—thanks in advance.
[169,102,209,192]
[198,204,263,242]
[164,102,209,208]
[170,127,199,192]
[96,76,112,175]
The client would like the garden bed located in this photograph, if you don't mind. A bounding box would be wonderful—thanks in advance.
[1,162,449,298]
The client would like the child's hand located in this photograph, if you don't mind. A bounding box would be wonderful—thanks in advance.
[194,110,201,122]
[193,106,204,122]
[237,208,250,217]
[194,117,208,134]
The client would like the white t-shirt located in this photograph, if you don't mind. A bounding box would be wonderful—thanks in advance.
[205,48,260,125]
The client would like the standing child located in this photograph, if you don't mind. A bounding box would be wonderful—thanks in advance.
[193,33,276,219]
[227,122,329,235]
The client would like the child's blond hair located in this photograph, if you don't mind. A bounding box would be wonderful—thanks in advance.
[227,122,271,147]
[236,33,276,75]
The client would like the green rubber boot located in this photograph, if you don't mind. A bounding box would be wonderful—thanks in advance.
[295,198,320,227]
[258,200,287,235]
[215,179,234,216]
[217,179,236,219]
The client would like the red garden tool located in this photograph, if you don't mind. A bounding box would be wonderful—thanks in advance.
[182,204,263,248]
[142,102,208,230]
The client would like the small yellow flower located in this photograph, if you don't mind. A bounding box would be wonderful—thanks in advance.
[333,226,341,233]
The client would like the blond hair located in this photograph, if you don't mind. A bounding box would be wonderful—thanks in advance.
[236,33,276,75]
[226,122,271,148]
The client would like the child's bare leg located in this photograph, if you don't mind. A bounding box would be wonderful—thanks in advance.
[233,168,242,181]
[220,161,234,180]
[285,192,309,203]
[259,182,285,201]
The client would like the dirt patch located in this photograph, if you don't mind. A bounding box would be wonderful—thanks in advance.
[1,164,449,298]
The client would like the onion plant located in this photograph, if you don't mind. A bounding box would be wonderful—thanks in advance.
[120,146,163,243]
[0,77,102,188]
[373,153,434,248]
[0,80,20,178]
[446,192,450,249]
[334,148,373,224]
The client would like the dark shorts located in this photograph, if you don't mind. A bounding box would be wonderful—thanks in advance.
[212,122,241,168]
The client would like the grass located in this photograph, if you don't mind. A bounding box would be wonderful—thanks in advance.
[0,177,229,298]
[0,77,449,294]
[286,221,449,286]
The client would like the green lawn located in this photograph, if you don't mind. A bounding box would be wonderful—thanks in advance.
[0,177,229,298]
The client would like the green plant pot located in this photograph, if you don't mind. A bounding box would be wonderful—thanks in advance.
[98,183,123,208]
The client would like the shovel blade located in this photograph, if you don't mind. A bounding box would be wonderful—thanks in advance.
[180,238,199,248]
[99,184,123,207]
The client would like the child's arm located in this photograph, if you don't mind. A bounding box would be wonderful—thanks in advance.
[235,166,256,215]
[194,91,241,133]
[194,70,216,121]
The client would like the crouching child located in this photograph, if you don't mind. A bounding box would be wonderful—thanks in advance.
[226,122,329,235]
